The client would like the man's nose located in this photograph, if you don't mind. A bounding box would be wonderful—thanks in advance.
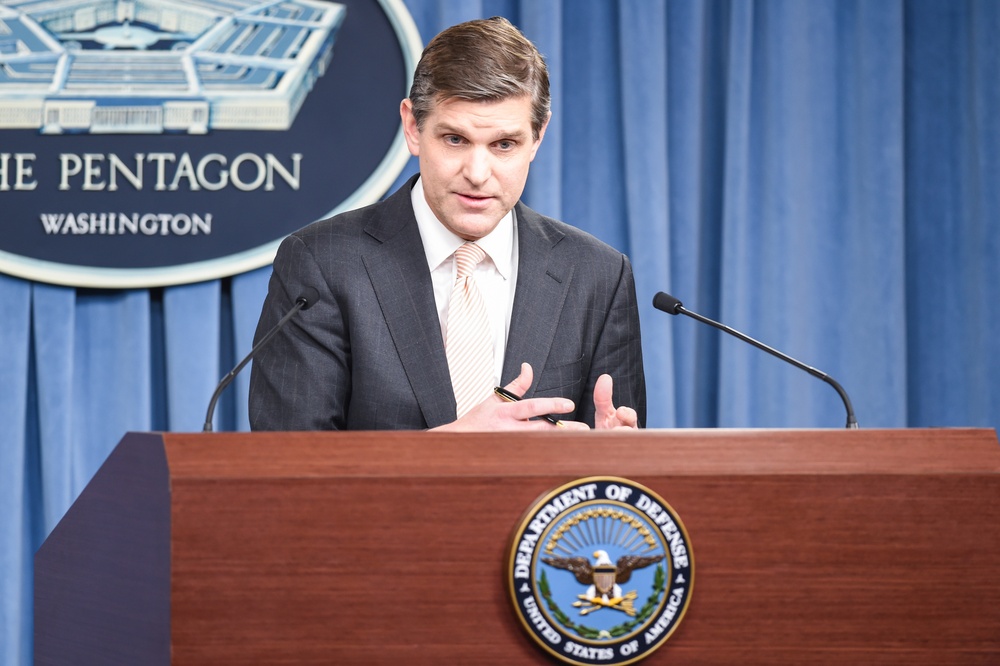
[463,146,492,185]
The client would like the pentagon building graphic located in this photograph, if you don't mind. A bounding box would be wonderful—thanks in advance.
[0,0,345,133]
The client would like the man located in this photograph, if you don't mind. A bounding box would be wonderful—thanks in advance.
[249,17,644,431]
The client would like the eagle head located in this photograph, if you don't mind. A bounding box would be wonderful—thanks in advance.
[592,550,614,567]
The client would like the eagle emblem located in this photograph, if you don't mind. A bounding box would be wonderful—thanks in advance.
[542,549,664,617]
[507,478,694,665]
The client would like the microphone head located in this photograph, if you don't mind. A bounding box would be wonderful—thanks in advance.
[296,286,321,310]
[652,291,683,315]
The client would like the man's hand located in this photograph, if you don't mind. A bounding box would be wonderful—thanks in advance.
[592,373,639,429]
[433,363,586,432]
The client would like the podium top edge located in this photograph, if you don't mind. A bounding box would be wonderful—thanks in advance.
[115,428,1000,480]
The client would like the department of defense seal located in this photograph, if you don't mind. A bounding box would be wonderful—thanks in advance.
[506,477,694,665]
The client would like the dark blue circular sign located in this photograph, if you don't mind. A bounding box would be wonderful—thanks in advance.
[0,0,420,287]
[507,477,695,665]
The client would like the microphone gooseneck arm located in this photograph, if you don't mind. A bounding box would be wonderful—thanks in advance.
[653,292,859,429]
[203,288,320,432]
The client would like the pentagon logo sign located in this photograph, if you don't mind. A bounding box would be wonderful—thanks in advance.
[0,0,421,287]
[507,477,694,665]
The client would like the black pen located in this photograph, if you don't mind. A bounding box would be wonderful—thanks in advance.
[493,386,566,427]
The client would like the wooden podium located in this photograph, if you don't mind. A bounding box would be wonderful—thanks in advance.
[35,429,1000,664]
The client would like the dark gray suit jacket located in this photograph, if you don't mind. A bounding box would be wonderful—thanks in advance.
[248,175,645,430]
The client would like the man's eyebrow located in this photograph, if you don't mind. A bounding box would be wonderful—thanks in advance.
[433,122,530,141]
[492,129,530,141]
[432,122,463,135]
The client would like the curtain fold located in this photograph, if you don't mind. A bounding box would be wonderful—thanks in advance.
[715,0,909,428]
[231,267,274,429]
[2,1,999,663]
[904,0,1000,427]
[519,0,564,218]
[0,276,32,666]
[618,0,674,424]
[663,1,729,427]
[32,284,76,530]
[164,281,222,432]
[69,290,154,487]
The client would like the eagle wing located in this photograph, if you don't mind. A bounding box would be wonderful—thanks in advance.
[541,556,594,585]
[615,554,665,584]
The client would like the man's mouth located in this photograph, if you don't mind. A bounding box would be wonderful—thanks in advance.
[457,192,493,206]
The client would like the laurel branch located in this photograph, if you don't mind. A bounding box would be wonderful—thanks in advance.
[538,564,666,640]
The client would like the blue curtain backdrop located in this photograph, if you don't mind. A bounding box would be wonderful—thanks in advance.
[3,0,999,662]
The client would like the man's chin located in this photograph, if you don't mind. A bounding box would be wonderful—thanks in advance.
[445,213,504,239]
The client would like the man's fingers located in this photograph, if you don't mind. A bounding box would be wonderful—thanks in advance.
[593,374,614,411]
[555,420,592,431]
[502,396,575,421]
[592,374,615,416]
[592,373,639,430]
[481,362,576,428]
[614,406,639,429]
[503,362,535,398]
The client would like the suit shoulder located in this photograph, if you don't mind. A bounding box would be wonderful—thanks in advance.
[519,205,629,265]
[289,201,377,243]
[274,200,392,266]
[285,180,415,250]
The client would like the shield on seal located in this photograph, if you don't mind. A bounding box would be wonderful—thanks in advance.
[593,565,617,596]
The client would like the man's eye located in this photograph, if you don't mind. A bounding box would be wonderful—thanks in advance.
[496,140,514,150]
[445,135,464,145]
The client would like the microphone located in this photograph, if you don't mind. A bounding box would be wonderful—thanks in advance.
[202,287,321,432]
[653,291,859,429]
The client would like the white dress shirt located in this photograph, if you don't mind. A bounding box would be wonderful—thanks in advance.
[411,177,519,385]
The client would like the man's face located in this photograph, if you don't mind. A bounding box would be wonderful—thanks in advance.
[400,95,549,240]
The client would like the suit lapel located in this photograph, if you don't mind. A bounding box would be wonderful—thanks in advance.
[362,188,571,420]
[502,204,573,396]
[362,178,457,427]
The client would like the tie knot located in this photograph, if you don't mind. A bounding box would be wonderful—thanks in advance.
[454,242,487,279]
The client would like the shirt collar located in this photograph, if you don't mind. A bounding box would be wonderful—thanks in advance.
[411,176,514,279]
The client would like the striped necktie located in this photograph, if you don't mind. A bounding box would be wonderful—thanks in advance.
[446,242,494,418]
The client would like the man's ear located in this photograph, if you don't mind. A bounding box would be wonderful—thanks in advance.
[529,111,552,161]
[400,99,421,157]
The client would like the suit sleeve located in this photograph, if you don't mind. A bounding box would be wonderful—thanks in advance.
[248,234,350,430]
[578,253,647,428]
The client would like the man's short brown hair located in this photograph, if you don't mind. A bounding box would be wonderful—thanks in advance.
[407,17,551,140]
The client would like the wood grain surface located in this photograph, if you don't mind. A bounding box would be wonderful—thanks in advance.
[162,428,1000,664]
